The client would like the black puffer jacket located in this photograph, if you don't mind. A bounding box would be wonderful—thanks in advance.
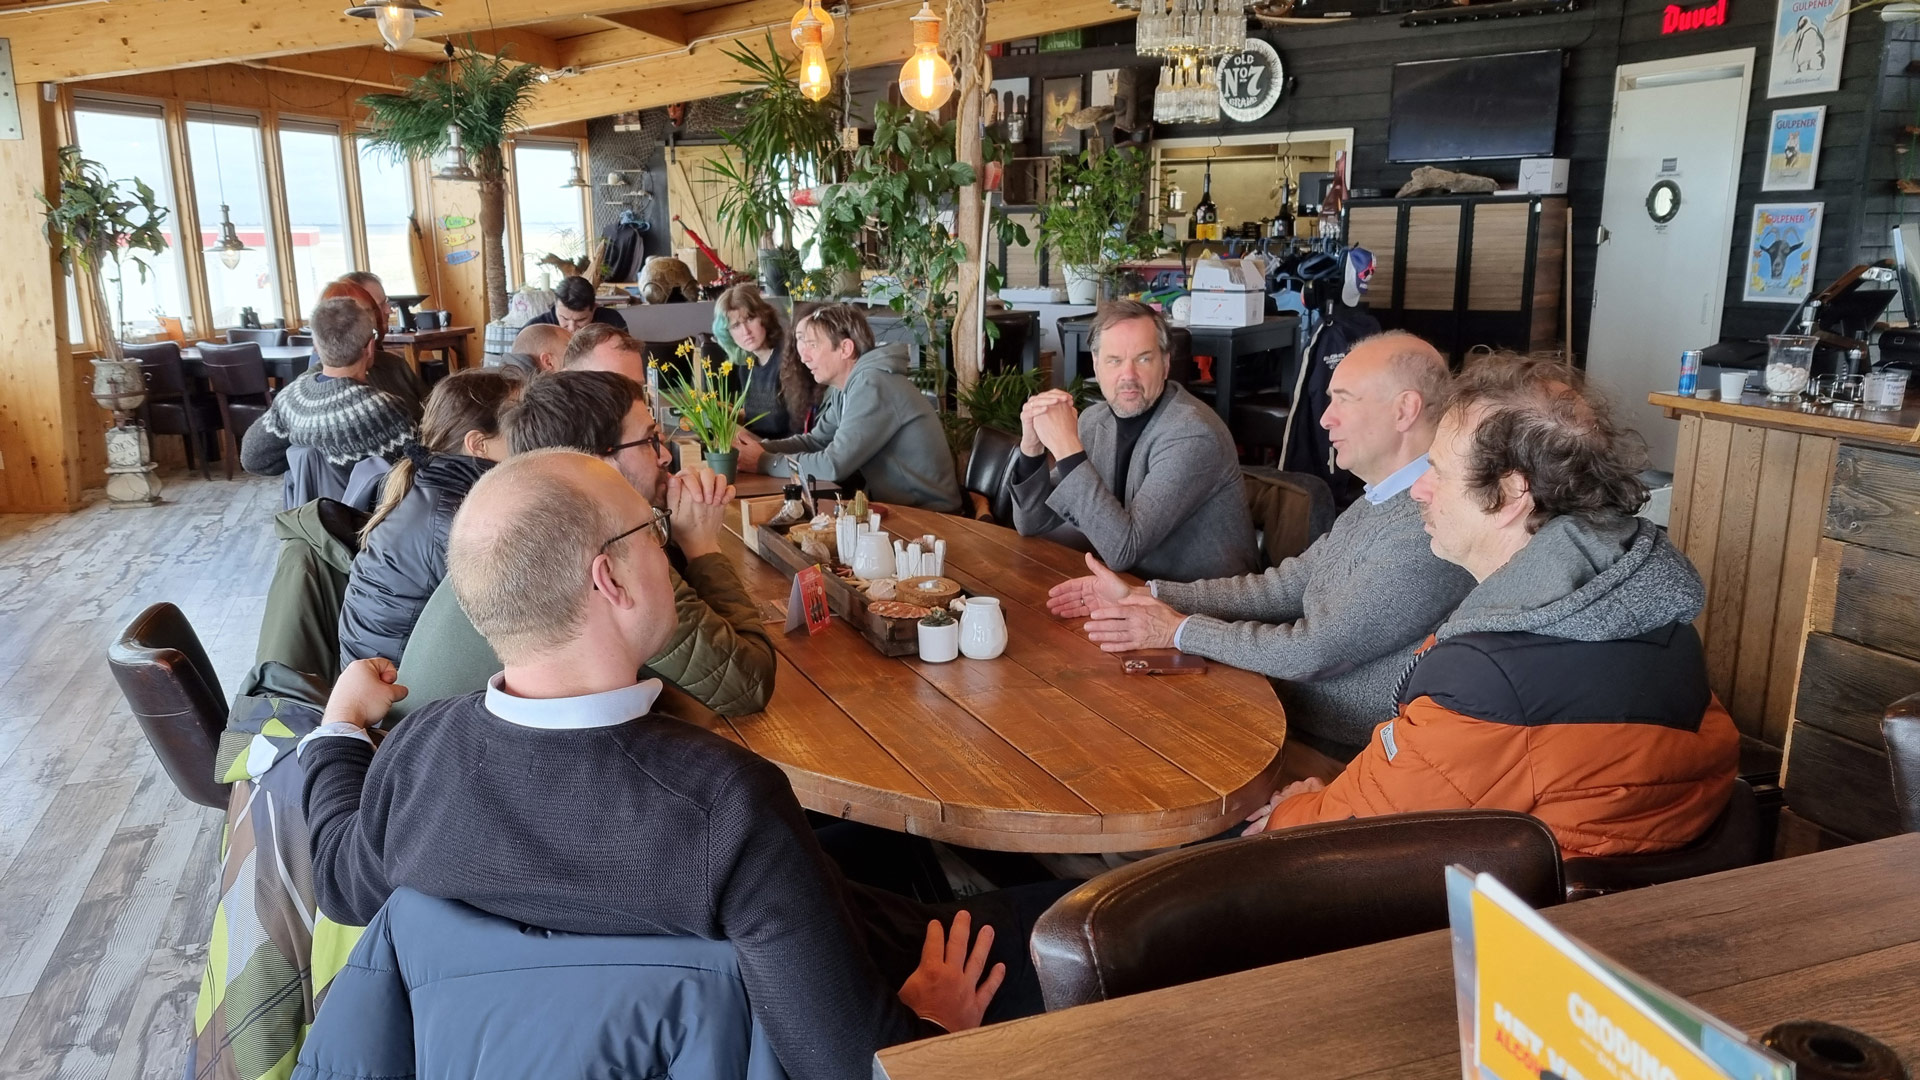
[337,454,492,668]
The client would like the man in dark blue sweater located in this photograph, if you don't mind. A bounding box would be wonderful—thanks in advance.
[300,449,1010,1080]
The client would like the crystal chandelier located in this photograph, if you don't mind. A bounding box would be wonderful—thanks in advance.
[1136,0,1246,124]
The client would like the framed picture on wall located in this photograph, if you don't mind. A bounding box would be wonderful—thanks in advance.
[1042,77,1082,155]
[1744,202,1823,303]
[1762,106,1824,191]
[1091,69,1120,107]
[990,76,1030,138]
[1767,0,1848,97]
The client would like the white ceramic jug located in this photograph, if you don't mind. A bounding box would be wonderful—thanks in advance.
[851,530,894,580]
[958,596,1007,660]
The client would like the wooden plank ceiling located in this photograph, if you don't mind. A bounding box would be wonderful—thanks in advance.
[1,0,1129,128]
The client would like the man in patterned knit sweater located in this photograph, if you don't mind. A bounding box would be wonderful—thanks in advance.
[241,297,417,476]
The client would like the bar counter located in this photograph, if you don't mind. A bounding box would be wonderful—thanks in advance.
[1652,390,1920,848]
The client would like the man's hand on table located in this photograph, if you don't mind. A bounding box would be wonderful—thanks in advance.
[897,909,1004,1033]
[324,658,408,730]
[1241,778,1326,835]
[731,429,768,473]
[1084,591,1188,652]
[1047,553,1143,618]
[669,470,734,559]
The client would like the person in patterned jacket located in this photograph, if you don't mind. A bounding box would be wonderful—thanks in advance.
[241,298,416,476]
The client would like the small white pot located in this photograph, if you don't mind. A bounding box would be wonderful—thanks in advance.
[959,596,1008,660]
[1062,265,1100,305]
[918,620,960,663]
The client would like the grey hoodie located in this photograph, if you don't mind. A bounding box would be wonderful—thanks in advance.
[759,343,962,514]
[1436,514,1704,644]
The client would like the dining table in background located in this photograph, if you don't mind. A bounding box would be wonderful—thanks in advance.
[387,325,474,374]
[677,504,1291,853]
[876,832,1920,1080]
[180,344,314,386]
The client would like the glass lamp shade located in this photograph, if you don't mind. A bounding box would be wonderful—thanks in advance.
[346,0,441,50]
[215,205,247,270]
[789,0,837,51]
[436,126,478,182]
[563,166,591,188]
[898,3,954,113]
[796,15,832,102]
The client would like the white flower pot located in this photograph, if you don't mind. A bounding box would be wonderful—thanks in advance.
[1063,265,1100,305]
[918,620,960,663]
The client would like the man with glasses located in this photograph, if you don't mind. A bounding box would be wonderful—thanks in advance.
[395,370,775,718]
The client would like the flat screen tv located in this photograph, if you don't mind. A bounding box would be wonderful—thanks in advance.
[1387,49,1564,163]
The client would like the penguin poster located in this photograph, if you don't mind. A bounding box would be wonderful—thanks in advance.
[1744,202,1823,303]
[1763,106,1824,191]
[1768,0,1848,97]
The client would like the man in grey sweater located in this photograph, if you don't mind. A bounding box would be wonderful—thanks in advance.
[241,298,417,476]
[1050,331,1474,757]
[733,304,962,513]
[1010,300,1257,582]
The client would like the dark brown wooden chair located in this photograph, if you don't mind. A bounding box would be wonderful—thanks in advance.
[1560,779,1762,900]
[963,424,1023,524]
[226,326,287,347]
[1241,466,1335,567]
[1880,695,1920,834]
[198,341,271,480]
[106,602,231,810]
[1029,809,1563,1011]
[122,340,221,480]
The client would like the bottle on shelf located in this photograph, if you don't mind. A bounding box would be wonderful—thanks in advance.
[1267,176,1292,240]
[1193,161,1218,242]
[1318,164,1347,240]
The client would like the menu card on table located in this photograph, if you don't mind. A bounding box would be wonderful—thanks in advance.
[785,564,832,636]
[1446,867,1791,1080]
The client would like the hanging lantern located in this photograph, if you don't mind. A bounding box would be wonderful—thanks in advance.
[897,2,954,113]
[344,0,442,51]
[789,0,837,52]
[436,125,477,182]
[563,166,591,188]
[215,205,247,270]
[796,12,832,103]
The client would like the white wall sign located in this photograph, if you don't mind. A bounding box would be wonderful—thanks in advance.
[1219,39,1285,123]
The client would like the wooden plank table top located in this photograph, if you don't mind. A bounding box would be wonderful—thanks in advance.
[706,504,1289,853]
[1653,390,1920,448]
[876,833,1920,1080]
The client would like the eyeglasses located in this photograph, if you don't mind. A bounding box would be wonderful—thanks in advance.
[601,505,671,553]
[602,430,667,459]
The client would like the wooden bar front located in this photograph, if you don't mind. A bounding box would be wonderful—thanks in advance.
[1653,391,1920,844]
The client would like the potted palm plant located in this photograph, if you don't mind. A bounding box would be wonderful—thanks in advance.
[41,145,171,506]
[360,49,541,321]
[1040,144,1160,304]
[705,33,838,297]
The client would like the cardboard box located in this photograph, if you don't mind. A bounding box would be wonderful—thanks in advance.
[1519,158,1569,195]
[1189,289,1264,328]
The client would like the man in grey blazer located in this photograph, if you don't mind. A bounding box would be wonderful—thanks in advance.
[1010,300,1258,583]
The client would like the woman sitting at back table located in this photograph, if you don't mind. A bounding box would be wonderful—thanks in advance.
[337,368,524,669]
[713,282,821,439]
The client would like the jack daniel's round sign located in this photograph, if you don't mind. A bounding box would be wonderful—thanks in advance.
[1219,39,1284,123]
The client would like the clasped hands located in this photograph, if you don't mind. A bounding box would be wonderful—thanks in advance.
[667,468,734,559]
[1046,552,1189,652]
[1019,390,1085,461]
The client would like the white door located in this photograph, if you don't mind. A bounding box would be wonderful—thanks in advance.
[1587,50,1753,472]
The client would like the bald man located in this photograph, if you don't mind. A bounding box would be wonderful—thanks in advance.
[500,323,570,373]
[1049,331,1476,757]
[300,451,1042,1080]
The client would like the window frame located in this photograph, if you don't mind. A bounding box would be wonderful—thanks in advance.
[274,115,360,318]
[182,103,287,332]
[504,135,592,292]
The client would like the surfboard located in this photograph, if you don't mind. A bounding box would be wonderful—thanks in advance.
[439,214,475,229]
[444,249,478,265]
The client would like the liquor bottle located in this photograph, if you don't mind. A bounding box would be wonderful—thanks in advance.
[1318,166,1346,240]
[1267,177,1292,240]
[1193,162,1218,241]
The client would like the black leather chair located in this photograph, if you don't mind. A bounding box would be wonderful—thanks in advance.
[1560,779,1762,900]
[287,333,313,347]
[226,326,287,347]
[1030,810,1563,1011]
[198,341,271,479]
[964,424,1023,524]
[106,603,231,810]
[1231,391,1293,457]
[1241,466,1335,567]
[1880,696,1920,834]
[123,341,221,480]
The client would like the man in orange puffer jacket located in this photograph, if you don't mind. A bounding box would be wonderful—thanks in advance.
[1247,353,1737,859]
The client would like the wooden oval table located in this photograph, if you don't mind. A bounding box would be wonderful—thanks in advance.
[695,504,1289,853]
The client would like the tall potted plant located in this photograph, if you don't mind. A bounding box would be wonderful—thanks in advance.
[41,145,171,506]
[1040,144,1159,303]
[705,32,838,296]
[361,49,541,321]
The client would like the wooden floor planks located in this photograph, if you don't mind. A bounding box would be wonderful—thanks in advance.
[0,471,279,1078]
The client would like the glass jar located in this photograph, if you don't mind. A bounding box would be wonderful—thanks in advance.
[1764,334,1817,402]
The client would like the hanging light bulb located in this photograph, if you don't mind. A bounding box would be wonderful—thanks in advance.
[436,125,477,182]
[790,0,837,52]
[897,2,953,114]
[215,205,247,270]
[796,12,832,103]
[345,0,442,51]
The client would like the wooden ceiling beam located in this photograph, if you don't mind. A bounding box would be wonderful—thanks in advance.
[523,0,1125,128]
[425,26,563,69]
[5,0,690,85]
[239,47,437,90]
[593,9,688,45]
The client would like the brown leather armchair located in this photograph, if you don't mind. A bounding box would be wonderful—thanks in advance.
[1881,695,1920,834]
[1560,779,1762,901]
[963,424,1024,524]
[107,602,231,810]
[1029,809,1563,1011]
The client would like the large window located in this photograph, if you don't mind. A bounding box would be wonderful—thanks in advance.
[357,136,417,295]
[187,109,281,329]
[513,141,587,289]
[278,119,354,315]
[71,99,194,341]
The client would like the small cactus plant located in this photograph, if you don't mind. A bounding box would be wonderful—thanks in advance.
[919,607,954,628]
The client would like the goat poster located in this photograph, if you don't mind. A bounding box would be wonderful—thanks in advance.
[1762,107,1825,190]
[1744,203,1823,304]
[1768,0,1848,97]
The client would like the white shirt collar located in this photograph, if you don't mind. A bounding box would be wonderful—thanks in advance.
[1364,454,1431,505]
[484,672,663,730]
